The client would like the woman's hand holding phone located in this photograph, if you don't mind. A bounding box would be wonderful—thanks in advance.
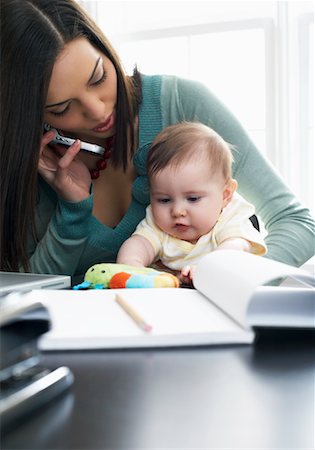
[38,129,91,202]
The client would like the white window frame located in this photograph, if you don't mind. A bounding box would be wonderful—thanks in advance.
[116,18,276,161]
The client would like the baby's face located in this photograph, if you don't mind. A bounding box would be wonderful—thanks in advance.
[150,158,232,244]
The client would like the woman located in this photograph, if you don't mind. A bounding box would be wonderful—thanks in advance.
[1,0,314,278]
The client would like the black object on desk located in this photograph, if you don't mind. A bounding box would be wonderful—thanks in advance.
[0,294,73,431]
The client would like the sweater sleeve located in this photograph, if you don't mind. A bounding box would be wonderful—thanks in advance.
[161,76,315,267]
[27,184,93,276]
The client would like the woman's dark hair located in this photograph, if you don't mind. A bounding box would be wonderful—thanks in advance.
[0,0,142,271]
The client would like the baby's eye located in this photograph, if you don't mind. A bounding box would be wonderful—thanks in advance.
[158,198,170,204]
[187,196,200,202]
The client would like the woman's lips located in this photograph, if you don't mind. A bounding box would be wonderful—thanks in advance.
[92,112,115,133]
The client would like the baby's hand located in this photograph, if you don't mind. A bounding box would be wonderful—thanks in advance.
[179,265,196,286]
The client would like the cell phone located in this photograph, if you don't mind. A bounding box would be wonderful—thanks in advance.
[44,123,105,156]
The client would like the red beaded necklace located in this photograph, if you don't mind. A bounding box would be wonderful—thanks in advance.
[90,135,114,180]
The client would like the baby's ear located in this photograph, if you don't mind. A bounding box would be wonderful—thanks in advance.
[222,178,238,207]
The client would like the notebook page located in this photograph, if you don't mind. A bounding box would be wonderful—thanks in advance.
[193,250,314,328]
[22,288,253,350]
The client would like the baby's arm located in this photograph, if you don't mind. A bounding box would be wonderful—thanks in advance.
[117,235,156,267]
[215,237,252,252]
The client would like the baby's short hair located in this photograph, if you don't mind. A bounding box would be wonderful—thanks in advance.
[147,121,234,181]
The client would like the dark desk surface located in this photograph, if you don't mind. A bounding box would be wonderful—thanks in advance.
[2,332,315,450]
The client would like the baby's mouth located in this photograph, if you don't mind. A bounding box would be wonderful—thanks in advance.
[174,224,189,232]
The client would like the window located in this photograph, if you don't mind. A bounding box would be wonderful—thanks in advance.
[79,1,314,212]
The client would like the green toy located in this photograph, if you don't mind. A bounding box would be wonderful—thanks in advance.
[73,263,179,289]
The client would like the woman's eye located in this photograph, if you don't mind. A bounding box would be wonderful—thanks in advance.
[91,70,107,87]
[50,104,71,117]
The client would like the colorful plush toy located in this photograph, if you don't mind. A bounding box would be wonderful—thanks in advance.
[73,263,179,290]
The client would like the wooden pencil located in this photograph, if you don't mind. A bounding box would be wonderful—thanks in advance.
[115,294,152,333]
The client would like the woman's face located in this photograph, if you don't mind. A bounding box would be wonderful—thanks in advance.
[44,37,117,144]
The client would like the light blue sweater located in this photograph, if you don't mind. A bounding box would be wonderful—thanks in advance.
[29,75,315,277]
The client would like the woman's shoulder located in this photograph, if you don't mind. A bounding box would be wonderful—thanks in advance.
[138,73,210,144]
[141,73,210,97]
[160,74,209,94]
[151,74,222,126]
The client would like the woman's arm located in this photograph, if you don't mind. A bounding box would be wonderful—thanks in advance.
[166,77,315,266]
[27,186,93,276]
[25,133,95,275]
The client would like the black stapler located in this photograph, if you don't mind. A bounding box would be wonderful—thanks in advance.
[0,293,73,430]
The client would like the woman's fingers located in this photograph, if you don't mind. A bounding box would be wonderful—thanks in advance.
[41,129,56,150]
[38,136,91,201]
[38,146,59,173]
[57,140,81,169]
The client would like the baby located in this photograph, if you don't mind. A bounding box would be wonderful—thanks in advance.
[117,122,267,283]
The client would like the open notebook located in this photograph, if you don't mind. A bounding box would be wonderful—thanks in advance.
[10,251,313,350]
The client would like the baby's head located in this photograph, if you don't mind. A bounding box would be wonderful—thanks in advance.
[147,121,234,183]
[147,122,238,244]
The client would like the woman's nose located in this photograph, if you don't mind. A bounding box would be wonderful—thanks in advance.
[81,94,105,121]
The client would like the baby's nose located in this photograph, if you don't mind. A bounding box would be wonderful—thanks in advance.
[172,204,186,217]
